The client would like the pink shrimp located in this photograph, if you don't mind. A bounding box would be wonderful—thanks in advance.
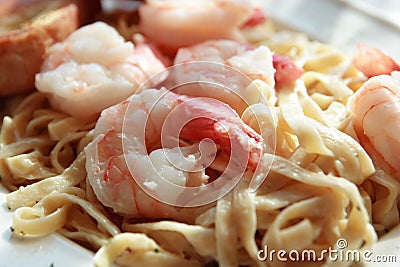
[353,43,400,78]
[174,39,275,86]
[137,0,259,55]
[85,88,263,223]
[173,40,303,112]
[35,22,166,119]
[272,54,304,89]
[349,71,400,174]
[172,39,276,115]
[241,7,267,28]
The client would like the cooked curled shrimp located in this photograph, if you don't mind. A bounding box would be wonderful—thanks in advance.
[35,22,166,119]
[85,88,264,223]
[353,43,400,78]
[174,39,275,86]
[272,54,304,89]
[173,39,303,112]
[349,71,400,174]
[138,0,255,54]
[172,39,275,113]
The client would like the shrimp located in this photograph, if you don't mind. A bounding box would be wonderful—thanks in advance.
[241,7,267,28]
[173,40,303,113]
[353,43,400,78]
[85,88,264,223]
[138,0,255,54]
[349,71,400,174]
[35,21,166,119]
[272,54,304,89]
[172,40,275,113]
[174,40,275,85]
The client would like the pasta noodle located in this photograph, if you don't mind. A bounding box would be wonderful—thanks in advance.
[1,9,400,267]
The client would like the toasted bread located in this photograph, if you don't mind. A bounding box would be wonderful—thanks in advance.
[0,0,101,96]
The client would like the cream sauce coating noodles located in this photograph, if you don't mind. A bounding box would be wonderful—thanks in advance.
[1,12,400,267]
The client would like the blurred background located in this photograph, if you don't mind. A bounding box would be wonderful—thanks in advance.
[101,0,400,61]
[261,0,400,61]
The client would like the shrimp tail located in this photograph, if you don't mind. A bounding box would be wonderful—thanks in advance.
[354,43,400,78]
[273,54,304,89]
[241,7,267,28]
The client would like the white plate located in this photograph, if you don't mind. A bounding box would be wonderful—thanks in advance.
[0,185,94,267]
[1,1,400,266]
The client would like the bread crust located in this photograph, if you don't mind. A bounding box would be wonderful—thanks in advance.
[0,0,100,96]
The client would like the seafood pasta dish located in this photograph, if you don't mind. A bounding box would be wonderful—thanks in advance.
[1,0,400,266]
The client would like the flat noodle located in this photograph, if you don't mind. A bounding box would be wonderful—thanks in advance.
[361,170,400,231]
[233,180,259,265]
[255,183,330,211]
[6,151,57,179]
[263,154,377,266]
[11,183,120,236]
[58,208,111,249]
[93,233,201,267]
[302,42,348,74]
[258,31,310,66]
[215,192,238,267]
[0,92,95,191]
[124,220,217,261]
[309,118,375,183]
[281,103,333,156]
[1,14,399,267]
